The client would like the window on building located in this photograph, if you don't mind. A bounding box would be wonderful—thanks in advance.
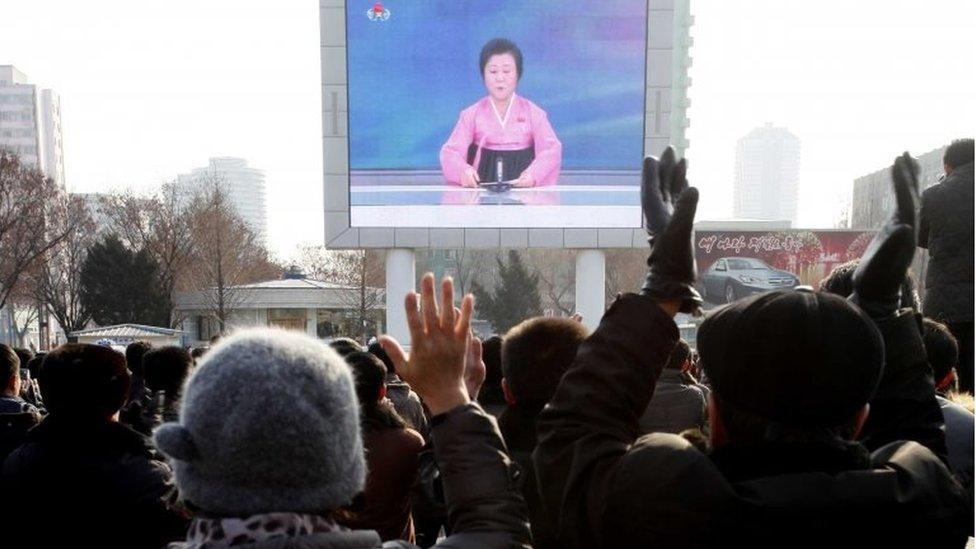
[268,308,307,332]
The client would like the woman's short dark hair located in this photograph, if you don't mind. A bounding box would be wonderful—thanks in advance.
[480,38,523,79]
[346,351,406,431]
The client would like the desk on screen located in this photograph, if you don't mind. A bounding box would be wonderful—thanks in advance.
[349,185,642,228]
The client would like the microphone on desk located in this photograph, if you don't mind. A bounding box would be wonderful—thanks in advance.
[496,157,504,184]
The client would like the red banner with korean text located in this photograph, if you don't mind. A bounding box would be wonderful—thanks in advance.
[694,230,875,307]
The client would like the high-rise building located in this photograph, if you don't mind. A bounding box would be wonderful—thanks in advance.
[852,144,947,230]
[177,157,268,242]
[733,123,801,224]
[0,65,65,187]
[850,143,950,304]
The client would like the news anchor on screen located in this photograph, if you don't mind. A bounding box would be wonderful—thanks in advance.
[440,38,562,188]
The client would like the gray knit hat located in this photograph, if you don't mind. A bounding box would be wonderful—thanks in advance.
[153,328,365,516]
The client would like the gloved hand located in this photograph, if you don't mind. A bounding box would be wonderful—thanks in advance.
[851,152,920,319]
[640,146,702,314]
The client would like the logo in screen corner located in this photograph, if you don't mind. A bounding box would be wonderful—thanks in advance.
[367,2,390,21]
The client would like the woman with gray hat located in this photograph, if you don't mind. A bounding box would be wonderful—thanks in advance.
[154,274,530,548]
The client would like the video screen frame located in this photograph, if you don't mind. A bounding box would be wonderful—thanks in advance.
[321,0,687,249]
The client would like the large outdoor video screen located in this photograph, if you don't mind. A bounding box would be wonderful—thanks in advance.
[346,0,648,228]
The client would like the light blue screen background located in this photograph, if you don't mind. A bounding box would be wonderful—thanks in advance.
[346,0,648,171]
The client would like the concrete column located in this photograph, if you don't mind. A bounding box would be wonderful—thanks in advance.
[575,250,606,332]
[306,308,318,338]
[385,249,416,346]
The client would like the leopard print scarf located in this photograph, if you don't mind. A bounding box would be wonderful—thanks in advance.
[182,512,345,547]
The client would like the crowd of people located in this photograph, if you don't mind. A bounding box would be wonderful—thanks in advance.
[0,139,972,548]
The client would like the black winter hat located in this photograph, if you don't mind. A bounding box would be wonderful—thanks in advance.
[698,289,884,426]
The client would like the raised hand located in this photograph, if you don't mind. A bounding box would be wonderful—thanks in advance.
[640,146,702,314]
[379,274,474,416]
[852,152,920,319]
[463,336,486,400]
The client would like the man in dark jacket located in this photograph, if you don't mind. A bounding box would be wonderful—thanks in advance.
[497,316,588,549]
[919,138,974,392]
[1,343,188,549]
[534,148,969,547]
[638,339,709,435]
[819,258,948,462]
[0,344,41,463]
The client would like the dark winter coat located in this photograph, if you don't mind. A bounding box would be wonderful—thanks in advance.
[0,394,41,463]
[386,375,429,439]
[1,414,189,549]
[339,423,425,542]
[534,294,970,548]
[855,309,949,462]
[498,404,557,549]
[919,161,974,323]
[638,368,708,435]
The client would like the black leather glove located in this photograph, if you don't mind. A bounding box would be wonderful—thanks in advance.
[851,152,920,319]
[640,146,702,314]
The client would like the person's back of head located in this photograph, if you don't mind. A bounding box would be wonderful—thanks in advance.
[820,259,919,311]
[12,348,33,371]
[346,351,386,405]
[922,318,959,394]
[38,343,130,420]
[24,354,43,378]
[124,341,152,377]
[346,350,406,431]
[665,339,691,371]
[154,328,365,518]
[329,337,362,358]
[189,346,208,363]
[142,345,192,395]
[478,335,506,407]
[1,344,21,397]
[698,290,883,452]
[943,138,974,172]
[366,340,395,376]
[502,317,588,407]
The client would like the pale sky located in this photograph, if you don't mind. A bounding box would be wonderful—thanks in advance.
[1,1,973,258]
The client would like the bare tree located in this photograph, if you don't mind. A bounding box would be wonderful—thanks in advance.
[0,151,76,312]
[33,194,97,334]
[296,246,385,342]
[4,291,38,348]
[453,249,494,298]
[604,249,647,304]
[524,249,576,316]
[99,183,196,325]
[184,179,278,334]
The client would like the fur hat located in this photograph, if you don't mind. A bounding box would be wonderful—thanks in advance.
[154,328,365,516]
[698,289,884,426]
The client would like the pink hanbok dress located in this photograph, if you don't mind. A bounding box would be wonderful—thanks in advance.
[440,95,561,186]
